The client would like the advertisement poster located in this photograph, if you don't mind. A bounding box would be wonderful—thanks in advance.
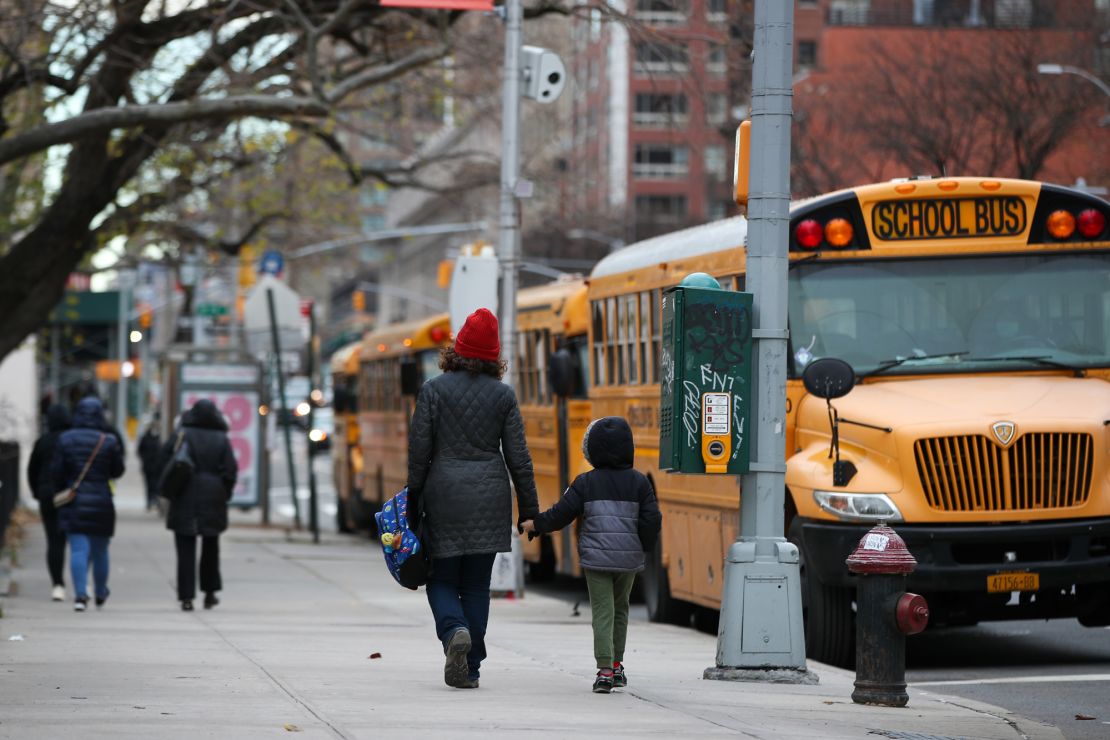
[178,363,261,507]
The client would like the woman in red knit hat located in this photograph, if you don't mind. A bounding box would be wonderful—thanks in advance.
[406,307,539,689]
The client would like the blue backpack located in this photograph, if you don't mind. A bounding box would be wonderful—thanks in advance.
[374,488,432,590]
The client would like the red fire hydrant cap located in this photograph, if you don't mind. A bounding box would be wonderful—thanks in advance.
[846,523,917,575]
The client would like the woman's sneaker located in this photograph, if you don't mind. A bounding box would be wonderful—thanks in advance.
[51,585,65,602]
[592,669,614,694]
[95,590,110,609]
[74,597,88,612]
[444,628,472,688]
[612,662,627,688]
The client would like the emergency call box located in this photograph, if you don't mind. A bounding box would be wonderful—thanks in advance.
[659,280,753,475]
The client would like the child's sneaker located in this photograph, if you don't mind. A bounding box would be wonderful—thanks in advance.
[592,669,614,694]
[612,662,627,688]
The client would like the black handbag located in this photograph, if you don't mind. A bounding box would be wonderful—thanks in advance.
[158,430,195,500]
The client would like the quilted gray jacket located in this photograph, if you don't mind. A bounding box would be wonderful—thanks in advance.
[407,370,539,558]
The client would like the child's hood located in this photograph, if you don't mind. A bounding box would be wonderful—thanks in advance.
[582,417,634,470]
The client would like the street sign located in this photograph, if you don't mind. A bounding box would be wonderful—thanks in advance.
[244,274,307,358]
[196,302,229,317]
[259,249,285,276]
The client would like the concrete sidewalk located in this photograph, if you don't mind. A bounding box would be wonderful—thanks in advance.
[1,471,1062,739]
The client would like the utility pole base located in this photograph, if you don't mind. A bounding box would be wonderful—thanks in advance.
[704,665,817,684]
[711,546,811,673]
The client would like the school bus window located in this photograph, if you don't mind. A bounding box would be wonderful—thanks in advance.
[607,296,620,384]
[359,361,371,410]
[650,289,662,383]
[622,294,637,384]
[639,291,652,383]
[733,275,746,291]
[537,331,551,405]
[592,300,606,386]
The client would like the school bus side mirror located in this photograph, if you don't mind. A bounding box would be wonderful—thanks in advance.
[400,359,422,396]
[801,357,855,400]
[548,348,577,398]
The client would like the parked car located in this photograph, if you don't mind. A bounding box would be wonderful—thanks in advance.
[308,406,333,452]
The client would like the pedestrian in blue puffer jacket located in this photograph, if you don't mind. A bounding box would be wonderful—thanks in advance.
[51,396,125,611]
[521,416,662,694]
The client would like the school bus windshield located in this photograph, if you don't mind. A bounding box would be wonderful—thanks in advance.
[788,251,1110,376]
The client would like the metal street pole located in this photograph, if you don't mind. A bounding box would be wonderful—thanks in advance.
[267,288,302,529]
[498,0,522,386]
[498,0,525,597]
[306,305,320,544]
[116,271,130,439]
[706,0,813,682]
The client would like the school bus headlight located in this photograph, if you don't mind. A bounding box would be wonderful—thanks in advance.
[813,491,903,522]
[1046,209,1076,240]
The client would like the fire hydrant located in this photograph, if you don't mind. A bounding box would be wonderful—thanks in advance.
[845,522,929,707]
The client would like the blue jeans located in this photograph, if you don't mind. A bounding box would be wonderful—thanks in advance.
[69,533,110,601]
[426,553,496,680]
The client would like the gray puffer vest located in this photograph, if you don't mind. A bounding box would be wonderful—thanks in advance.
[406,371,539,558]
[532,417,662,572]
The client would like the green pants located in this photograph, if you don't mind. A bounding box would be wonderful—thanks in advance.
[584,569,638,669]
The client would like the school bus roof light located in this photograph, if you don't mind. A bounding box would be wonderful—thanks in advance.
[1046,209,1076,240]
[429,325,448,343]
[403,338,413,347]
[824,218,854,248]
[795,219,823,249]
[1077,209,1106,239]
[377,342,387,352]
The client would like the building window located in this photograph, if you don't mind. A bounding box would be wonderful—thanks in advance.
[635,194,688,224]
[707,44,726,75]
[797,40,817,68]
[708,200,732,221]
[704,145,728,181]
[706,93,728,126]
[634,43,689,74]
[707,0,726,20]
[635,0,689,25]
[633,144,689,179]
[633,93,689,127]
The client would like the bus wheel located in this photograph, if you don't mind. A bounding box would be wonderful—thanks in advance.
[1078,585,1110,627]
[641,539,693,625]
[789,520,855,668]
[335,497,354,534]
[527,535,556,582]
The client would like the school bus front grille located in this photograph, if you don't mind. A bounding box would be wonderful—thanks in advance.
[914,433,1093,512]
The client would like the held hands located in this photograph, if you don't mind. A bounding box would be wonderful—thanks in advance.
[519,519,538,541]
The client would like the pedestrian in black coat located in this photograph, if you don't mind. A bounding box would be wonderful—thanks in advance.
[163,399,238,611]
[27,404,71,601]
[137,413,162,511]
[50,397,125,611]
[406,307,539,689]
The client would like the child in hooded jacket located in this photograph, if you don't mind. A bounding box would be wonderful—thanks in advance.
[521,416,662,693]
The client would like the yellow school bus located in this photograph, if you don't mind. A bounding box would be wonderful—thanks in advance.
[588,177,1110,665]
[356,314,452,521]
[512,277,592,577]
[330,339,366,533]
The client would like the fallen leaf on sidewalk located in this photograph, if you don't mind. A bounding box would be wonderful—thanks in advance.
[368,653,382,659]
[283,724,302,732]
[1075,715,1096,721]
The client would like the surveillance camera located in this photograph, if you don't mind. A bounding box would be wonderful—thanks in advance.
[521,46,566,104]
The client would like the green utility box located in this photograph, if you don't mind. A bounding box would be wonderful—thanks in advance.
[659,274,753,475]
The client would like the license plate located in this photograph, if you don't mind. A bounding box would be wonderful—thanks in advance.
[986,571,1039,593]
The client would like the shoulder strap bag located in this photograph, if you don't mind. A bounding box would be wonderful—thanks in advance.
[53,434,105,508]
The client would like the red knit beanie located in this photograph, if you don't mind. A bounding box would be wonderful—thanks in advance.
[454,308,501,361]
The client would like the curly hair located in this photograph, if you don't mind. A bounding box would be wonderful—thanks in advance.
[439,345,506,379]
